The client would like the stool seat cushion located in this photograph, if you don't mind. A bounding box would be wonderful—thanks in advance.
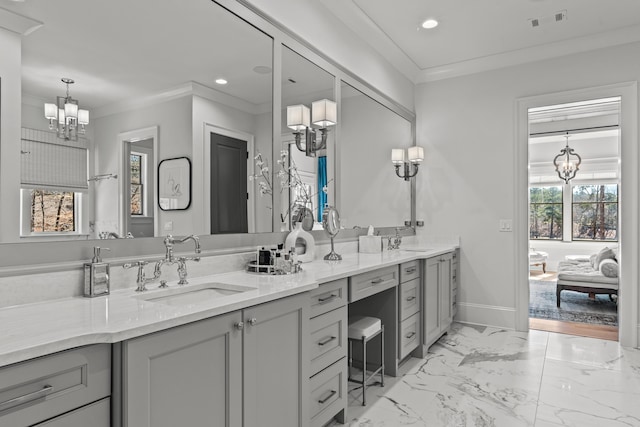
[348,315,381,339]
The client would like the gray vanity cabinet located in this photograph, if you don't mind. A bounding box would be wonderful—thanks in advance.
[424,252,454,348]
[121,293,309,427]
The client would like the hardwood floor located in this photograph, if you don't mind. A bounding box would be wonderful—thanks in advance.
[529,317,618,341]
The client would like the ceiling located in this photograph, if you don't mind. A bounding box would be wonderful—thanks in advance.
[2,0,278,113]
[319,0,640,82]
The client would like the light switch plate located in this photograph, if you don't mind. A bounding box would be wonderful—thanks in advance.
[499,219,513,232]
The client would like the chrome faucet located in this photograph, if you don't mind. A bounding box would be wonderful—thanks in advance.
[154,235,201,285]
[123,261,151,292]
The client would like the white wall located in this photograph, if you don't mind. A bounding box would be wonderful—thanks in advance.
[243,0,414,111]
[415,41,640,332]
[93,96,192,236]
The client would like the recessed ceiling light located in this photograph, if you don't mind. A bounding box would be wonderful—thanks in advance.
[215,78,228,85]
[421,19,439,29]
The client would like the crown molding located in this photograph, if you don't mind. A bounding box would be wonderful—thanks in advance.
[0,6,42,36]
[416,24,640,83]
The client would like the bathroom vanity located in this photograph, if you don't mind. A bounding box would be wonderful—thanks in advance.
[0,246,458,426]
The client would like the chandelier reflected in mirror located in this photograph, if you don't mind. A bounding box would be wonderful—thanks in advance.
[44,78,89,141]
[553,132,581,183]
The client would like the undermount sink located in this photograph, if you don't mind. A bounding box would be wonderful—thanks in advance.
[136,282,255,306]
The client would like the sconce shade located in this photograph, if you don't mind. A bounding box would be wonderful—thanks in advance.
[391,148,405,164]
[78,109,89,125]
[287,104,310,131]
[64,101,78,119]
[407,146,424,163]
[44,103,57,120]
[311,99,337,127]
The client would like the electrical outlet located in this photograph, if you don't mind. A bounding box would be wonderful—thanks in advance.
[164,221,173,231]
[499,219,513,232]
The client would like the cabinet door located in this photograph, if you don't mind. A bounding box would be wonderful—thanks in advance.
[123,311,243,427]
[243,293,309,427]
[424,257,441,346]
[439,253,454,331]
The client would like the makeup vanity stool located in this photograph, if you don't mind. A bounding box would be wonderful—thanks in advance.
[347,315,384,406]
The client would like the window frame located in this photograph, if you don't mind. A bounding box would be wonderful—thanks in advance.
[20,188,86,238]
[571,184,618,242]
[529,185,563,240]
[529,181,619,243]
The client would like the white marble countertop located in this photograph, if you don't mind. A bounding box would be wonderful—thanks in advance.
[0,246,456,368]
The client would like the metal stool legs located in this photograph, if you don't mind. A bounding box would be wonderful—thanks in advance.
[348,325,384,406]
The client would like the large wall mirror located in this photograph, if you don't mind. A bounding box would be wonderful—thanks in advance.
[339,82,412,228]
[279,46,336,232]
[0,0,415,262]
[9,0,274,243]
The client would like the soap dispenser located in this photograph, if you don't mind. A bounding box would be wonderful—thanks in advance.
[84,246,111,297]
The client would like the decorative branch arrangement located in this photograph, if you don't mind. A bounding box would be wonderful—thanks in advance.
[250,150,332,224]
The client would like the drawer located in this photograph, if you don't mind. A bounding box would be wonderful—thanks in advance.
[35,397,110,427]
[0,344,111,427]
[349,265,399,303]
[310,306,348,376]
[310,359,347,427]
[400,260,420,283]
[399,313,420,360]
[399,278,420,321]
[310,278,348,318]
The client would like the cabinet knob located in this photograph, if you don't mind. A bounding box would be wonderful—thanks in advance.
[248,318,258,326]
[234,321,244,330]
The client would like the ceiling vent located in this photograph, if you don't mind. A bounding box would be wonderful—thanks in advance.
[529,10,567,28]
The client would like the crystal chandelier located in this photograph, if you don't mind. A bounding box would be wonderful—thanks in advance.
[553,132,581,183]
[44,78,89,141]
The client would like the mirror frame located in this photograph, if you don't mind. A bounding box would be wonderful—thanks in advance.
[0,0,416,272]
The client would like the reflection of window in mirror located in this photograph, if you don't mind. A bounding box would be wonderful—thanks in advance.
[22,189,78,233]
[130,152,144,216]
[19,128,89,238]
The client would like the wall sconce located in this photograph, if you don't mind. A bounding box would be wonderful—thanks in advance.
[553,132,581,183]
[287,99,337,157]
[392,146,424,181]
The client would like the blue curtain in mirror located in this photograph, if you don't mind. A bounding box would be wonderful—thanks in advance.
[318,156,327,220]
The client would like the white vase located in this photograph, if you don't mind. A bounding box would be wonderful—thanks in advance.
[285,222,315,263]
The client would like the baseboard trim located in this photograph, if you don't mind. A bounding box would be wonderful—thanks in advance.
[455,302,516,329]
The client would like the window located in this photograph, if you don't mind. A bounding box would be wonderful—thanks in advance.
[529,186,563,240]
[29,189,76,232]
[572,184,618,241]
[20,128,88,237]
[130,153,144,216]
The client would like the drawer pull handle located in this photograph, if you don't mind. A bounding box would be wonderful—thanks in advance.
[318,336,337,346]
[406,296,416,302]
[318,294,338,304]
[405,332,416,339]
[318,390,337,404]
[371,278,384,285]
[0,385,54,412]
[405,267,416,274]
[247,318,258,326]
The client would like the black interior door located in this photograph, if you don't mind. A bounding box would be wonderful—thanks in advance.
[210,133,248,234]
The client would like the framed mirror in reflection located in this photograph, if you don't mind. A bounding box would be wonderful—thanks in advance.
[10,0,274,243]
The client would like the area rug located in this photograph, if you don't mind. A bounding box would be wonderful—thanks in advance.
[529,279,618,326]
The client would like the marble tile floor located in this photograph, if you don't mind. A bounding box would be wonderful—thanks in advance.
[329,322,640,427]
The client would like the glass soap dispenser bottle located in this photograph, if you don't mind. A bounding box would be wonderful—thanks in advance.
[84,246,111,297]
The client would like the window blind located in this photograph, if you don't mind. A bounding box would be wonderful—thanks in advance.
[20,127,89,191]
